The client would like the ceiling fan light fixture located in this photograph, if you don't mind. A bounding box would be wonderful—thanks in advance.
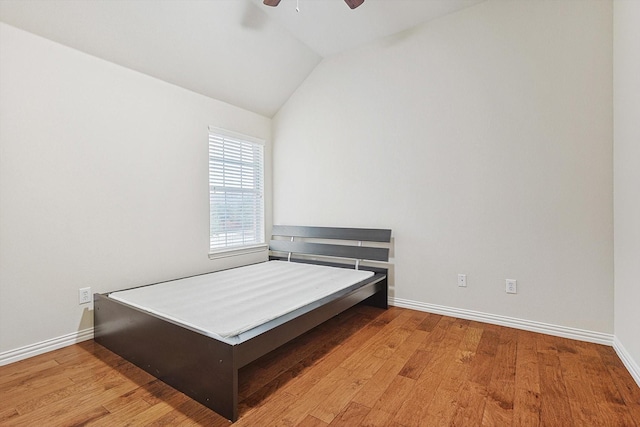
[263,0,364,9]
[344,0,365,9]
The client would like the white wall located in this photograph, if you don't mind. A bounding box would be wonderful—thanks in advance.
[0,23,271,357]
[273,0,613,334]
[613,1,640,383]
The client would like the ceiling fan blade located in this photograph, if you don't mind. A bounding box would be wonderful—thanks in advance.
[263,0,281,6]
[344,0,364,9]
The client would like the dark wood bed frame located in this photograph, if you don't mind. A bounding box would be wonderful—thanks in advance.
[93,225,391,422]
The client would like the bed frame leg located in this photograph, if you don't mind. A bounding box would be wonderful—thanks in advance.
[363,278,388,309]
[208,366,238,422]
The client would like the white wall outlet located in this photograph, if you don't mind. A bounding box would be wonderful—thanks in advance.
[78,287,92,305]
[457,274,467,287]
[506,279,517,294]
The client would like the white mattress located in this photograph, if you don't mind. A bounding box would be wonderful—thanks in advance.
[109,260,374,341]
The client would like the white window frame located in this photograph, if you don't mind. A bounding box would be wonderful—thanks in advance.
[208,126,266,259]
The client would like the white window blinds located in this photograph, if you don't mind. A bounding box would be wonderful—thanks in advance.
[209,127,265,253]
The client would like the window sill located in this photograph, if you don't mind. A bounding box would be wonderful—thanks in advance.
[208,244,268,260]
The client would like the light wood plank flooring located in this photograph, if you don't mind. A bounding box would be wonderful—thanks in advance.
[1,306,639,426]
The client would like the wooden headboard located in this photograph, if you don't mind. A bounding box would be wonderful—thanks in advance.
[269,225,392,265]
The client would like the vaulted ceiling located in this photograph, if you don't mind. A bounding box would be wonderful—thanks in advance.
[0,0,484,117]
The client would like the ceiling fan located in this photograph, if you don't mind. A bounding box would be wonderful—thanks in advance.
[263,0,365,10]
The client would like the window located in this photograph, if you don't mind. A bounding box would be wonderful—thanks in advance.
[208,127,265,256]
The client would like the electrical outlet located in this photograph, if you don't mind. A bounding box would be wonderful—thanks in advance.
[457,274,467,287]
[506,279,517,294]
[79,287,92,305]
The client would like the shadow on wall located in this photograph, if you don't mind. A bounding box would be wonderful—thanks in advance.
[79,306,94,332]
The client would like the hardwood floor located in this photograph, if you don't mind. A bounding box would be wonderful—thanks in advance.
[1,306,639,426]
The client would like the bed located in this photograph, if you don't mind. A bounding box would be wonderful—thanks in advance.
[93,225,391,421]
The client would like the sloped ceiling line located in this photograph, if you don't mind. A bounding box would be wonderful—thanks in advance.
[0,0,484,117]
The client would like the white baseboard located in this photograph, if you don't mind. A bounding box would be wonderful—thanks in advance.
[0,328,94,366]
[389,297,614,346]
[613,336,640,388]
